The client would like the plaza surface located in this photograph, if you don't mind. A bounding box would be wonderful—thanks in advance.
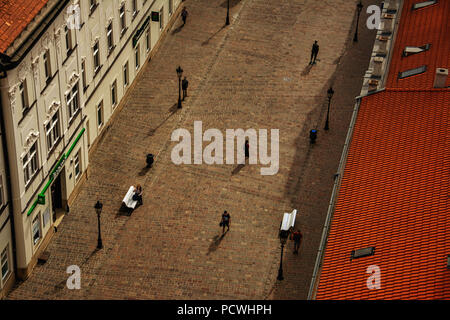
[8,0,379,299]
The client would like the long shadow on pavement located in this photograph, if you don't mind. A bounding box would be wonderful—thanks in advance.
[148,103,179,136]
[202,25,227,46]
[207,232,228,255]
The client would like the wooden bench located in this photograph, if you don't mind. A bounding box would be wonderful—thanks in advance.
[122,186,139,211]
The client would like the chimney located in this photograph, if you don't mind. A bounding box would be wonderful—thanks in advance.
[433,68,448,88]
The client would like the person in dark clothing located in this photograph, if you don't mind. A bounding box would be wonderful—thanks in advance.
[220,211,231,234]
[182,77,189,100]
[310,40,319,65]
[146,154,154,168]
[181,7,188,26]
[291,229,302,254]
[309,129,317,144]
[133,184,143,205]
[244,139,249,158]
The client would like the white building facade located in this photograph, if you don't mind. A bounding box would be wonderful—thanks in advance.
[0,0,181,282]
[0,125,15,298]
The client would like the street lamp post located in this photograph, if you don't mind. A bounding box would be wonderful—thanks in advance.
[324,87,334,131]
[277,230,289,280]
[226,0,230,25]
[95,200,103,249]
[353,1,364,42]
[176,66,183,109]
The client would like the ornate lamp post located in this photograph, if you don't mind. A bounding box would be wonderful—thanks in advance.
[176,66,183,109]
[353,1,364,42]
[277,230,289,280]
[95,200,103,249]
[226,0,230,25]
[324,87,334,131]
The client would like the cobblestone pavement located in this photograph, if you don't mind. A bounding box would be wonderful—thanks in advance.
[7,0,379,299]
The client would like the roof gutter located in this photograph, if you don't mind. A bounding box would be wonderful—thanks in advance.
[0,0,70,77]
[307,96,363,300]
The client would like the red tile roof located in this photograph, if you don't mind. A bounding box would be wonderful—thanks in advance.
[0,0,50,53]
[386,0,450,89]
[315,0,450,300]
[316,89,449,299]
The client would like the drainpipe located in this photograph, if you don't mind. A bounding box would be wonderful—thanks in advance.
[307,97,362,300]
[0,87,18,278]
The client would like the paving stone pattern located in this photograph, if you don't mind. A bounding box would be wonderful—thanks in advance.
[7,0,380,299]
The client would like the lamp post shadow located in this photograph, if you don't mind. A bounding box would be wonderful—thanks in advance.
[202,25,227,46]
[231,164,245,175]
[148,103,179,136]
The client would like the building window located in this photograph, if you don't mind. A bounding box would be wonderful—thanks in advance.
[67,83,80,120]
[65,25,73,55]
[159,7,164,30]
[135,45,140,69]
[132,0,138,17]
[81,60,87,90]
[398,65,427,79]
[1,246,10,281]
[0,175,4,207]
[97,101,104,128]
[111,80,117,107]
[43,50,51,82]
[169,0,173,15]
[46,112,60,153]
[123,61,129,87]
[32,214,41,246]
[93,41,100,73]
[146,28,150,52]
[90,0,97,13]
[412,0,437,10]
[74,150,81,179]
[120,4,126,35]
[78,1,83,26]
[107,22,114,53]
[23,142,38,186]
[402,44,431,57]
[19,80,29,111]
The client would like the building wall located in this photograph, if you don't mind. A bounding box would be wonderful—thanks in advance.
[0,0,181,280]
[0,127,15,298]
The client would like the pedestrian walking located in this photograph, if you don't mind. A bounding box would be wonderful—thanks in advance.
[309,129,317,144]
[220,210,231,234]
[182,77,189,100]
[291,229,302,254]
[310,40,319,65]
[244,139,249,158]
[181,7,188,26]
[146,153,154,168]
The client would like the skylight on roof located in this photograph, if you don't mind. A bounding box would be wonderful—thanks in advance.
[412,0,438,10]
[398,65,427,79]
[351,247,375,259]
[403,44,431,57]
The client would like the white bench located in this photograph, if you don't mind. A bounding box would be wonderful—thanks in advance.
[122,186,138,210]
[281,209,297,231]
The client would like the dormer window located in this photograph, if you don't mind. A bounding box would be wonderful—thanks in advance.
[402,44,431,57]
[351,247,375,259]
[398,65,427,79]
[412,0,438,10]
